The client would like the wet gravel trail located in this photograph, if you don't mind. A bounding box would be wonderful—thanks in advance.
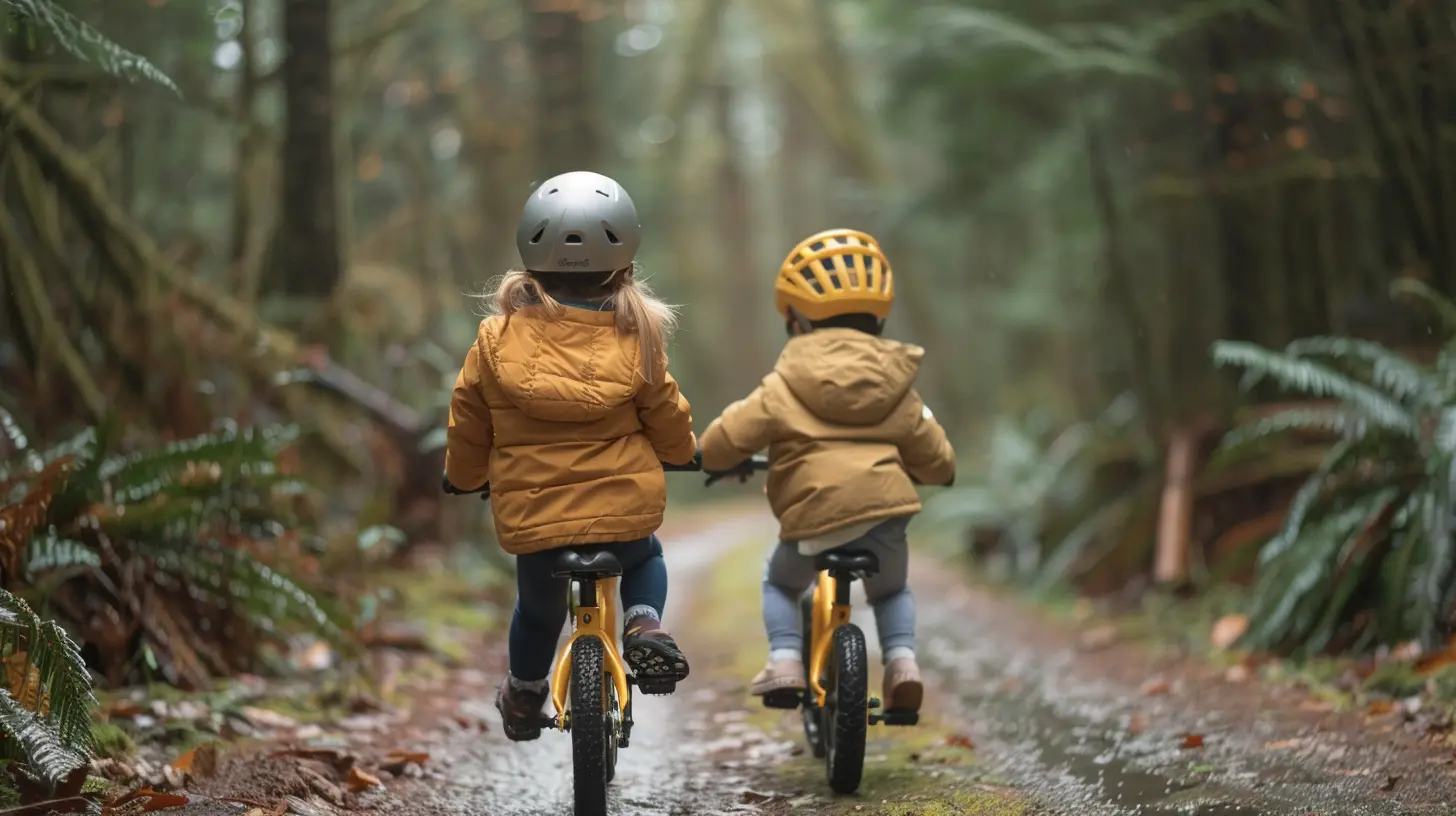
[913,572,1456,815]
[202,508,1456,815]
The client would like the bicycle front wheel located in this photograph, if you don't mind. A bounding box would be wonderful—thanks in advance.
[823,624,868,794]
[570,635,613,816]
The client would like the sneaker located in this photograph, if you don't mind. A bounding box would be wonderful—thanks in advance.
[750,659,807,697]
[883,657,924,713]
[495,677,547,741]
[622,617,690,693]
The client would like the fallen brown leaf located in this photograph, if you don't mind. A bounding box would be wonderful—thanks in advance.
[944,734,975,750]
[240,706,299,731]
[1077,624,1119,652]
[101,700,145,719]
[168,749,195,773]
[347,767,383,792]
[1262,738,1304,750]
[1366,699,1397,717]
[1140,678,1171,696]
[108,789,191,812]
[1181,733,1205,749]
[1209,614,1249,650]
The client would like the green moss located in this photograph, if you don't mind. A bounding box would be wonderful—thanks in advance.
[89,722,136,760]
[880,789,1029,815]
[81,776,115,795]
[1427,664,1456,703]
[1365,661,1425,698]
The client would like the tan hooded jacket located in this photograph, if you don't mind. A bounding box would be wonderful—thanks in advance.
[700,328,956,541]
[444,306,697,554]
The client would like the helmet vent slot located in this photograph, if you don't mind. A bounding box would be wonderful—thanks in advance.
[530,228,546,244]
[564,233,584,244]
[604,229,621,244]
[596,189,610,197]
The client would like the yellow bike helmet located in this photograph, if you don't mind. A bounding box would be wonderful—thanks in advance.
[774,228,894,322]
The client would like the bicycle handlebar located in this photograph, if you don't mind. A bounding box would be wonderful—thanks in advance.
[441,449,771,497]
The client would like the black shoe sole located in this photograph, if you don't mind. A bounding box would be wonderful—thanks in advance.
[624,637,690,693]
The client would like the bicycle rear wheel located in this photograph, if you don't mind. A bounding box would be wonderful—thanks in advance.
[799,592,825,758]
[823,624,868,794]
[570,635,613,816]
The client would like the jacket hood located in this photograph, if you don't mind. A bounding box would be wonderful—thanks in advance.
[484,307,641,423]
[774,329,922,425]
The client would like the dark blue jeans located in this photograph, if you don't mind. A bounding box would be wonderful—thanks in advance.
[508,536,668,681]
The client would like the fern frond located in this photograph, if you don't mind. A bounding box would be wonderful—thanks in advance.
[0,407,28,453]
[1215,407,1360,458]
[0,590,95,778]
[1283,336,1439,406]
[24,533,100,578]
[1212,341,1419,436]
[2,0,178,93]
[0,689,86,784]
[921,7,1172,82]
[1257,438,1356,566]
[148,540,345,645]
[1244,489,1396,650]
[102,424,296,505]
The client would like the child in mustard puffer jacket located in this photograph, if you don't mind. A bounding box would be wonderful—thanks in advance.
[700,229,956,715]
[444,171,697,741]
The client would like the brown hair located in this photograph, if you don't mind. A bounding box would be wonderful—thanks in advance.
[482,264,678,382]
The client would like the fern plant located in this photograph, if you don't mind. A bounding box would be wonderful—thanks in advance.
[1,411,347,689]
[924,395,1151,588]
[0,590,94,787]
[2,0,177,92]
[1212,298,1456,655]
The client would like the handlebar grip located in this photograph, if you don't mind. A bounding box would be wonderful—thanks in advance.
[441,473,488,496]
[661,450,704,472]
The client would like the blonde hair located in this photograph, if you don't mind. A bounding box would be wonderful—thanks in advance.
[483,265,678,382]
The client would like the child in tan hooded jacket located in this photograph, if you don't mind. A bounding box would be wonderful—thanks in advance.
[700,229,955,714]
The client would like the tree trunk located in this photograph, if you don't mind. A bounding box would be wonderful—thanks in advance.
[710,81,766,388]
[265,0,341,302]
[520,0,598,176]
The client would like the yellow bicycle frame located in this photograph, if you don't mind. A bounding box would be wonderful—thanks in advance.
[549,575,632,720]
[806,570,852,708]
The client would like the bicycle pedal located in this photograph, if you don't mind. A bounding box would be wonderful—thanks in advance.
[876,709,919,727]
[762,689,802,710]
[636,679,677,695]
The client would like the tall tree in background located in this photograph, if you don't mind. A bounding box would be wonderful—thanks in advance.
[521,0,599,175]
[266,0,342,301]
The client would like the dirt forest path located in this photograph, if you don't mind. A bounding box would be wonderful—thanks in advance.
[189,505,1456,815]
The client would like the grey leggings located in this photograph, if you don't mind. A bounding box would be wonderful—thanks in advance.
[762,517,914,664]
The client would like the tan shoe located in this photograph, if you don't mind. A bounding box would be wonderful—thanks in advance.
[883,657,924,713]
[750,660,807,697]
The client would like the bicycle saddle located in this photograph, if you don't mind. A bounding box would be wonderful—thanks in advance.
[552,550,624,578]
[815,550,880,575]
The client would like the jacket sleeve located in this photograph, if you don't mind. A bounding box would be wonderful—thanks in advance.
[700,382,776,472]
[634,367,698,465]
[899,391,956,486]
[444,339,494,491]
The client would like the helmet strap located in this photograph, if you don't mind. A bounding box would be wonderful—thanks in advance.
[599,265,630,288]
[787,307,815,335]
